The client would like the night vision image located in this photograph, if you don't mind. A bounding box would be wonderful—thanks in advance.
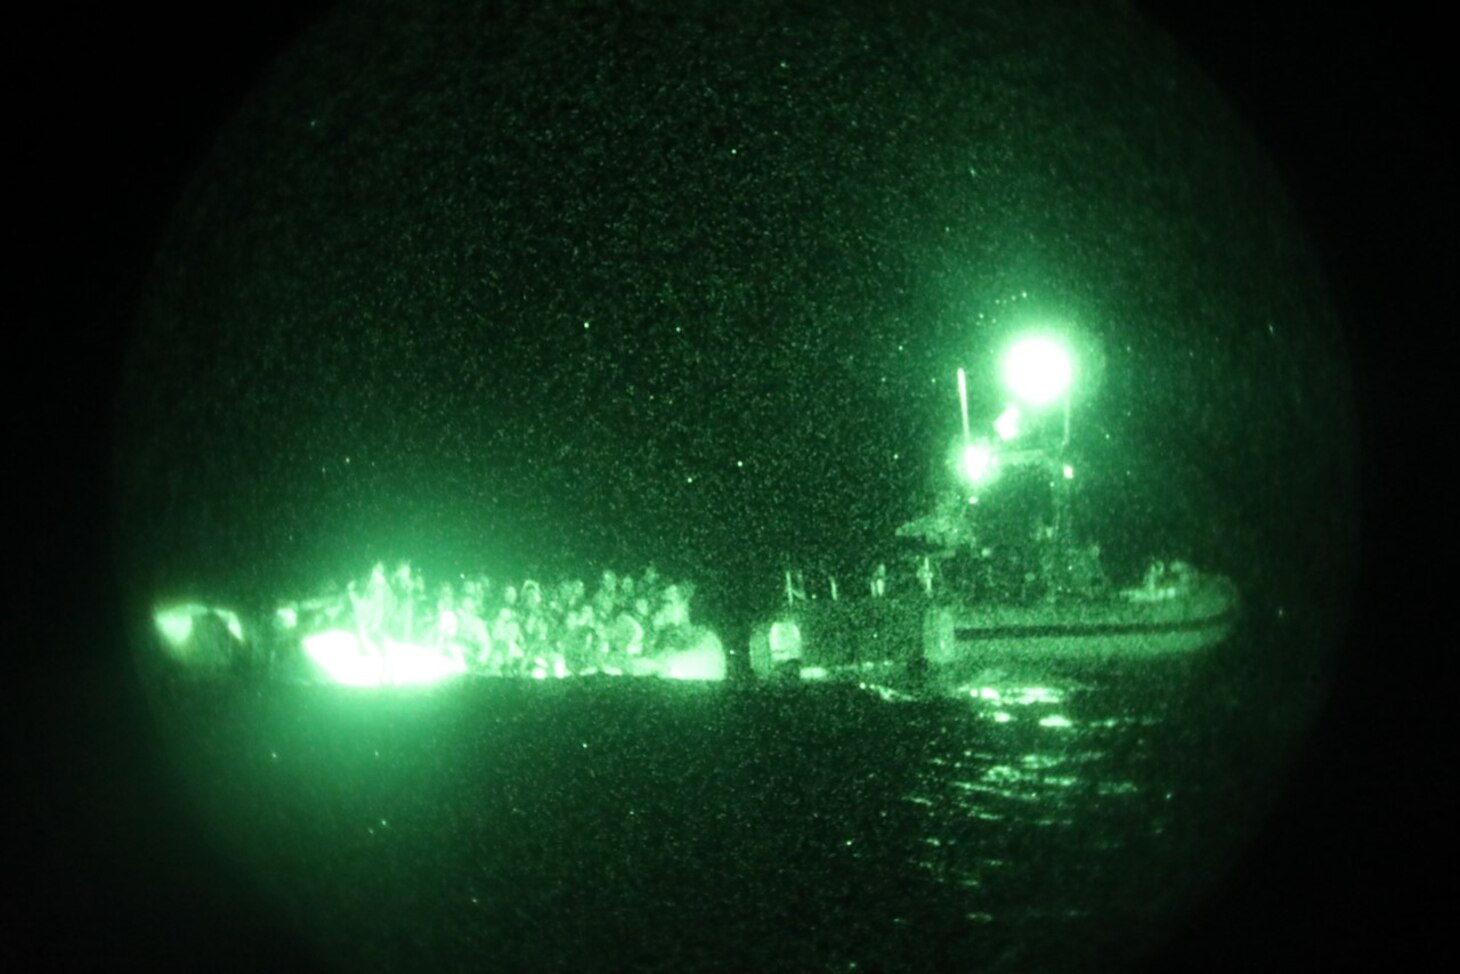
[109,1,1357,970]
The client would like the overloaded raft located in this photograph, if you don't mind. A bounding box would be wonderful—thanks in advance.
[147,564,727,687]
[750,334,1240,684]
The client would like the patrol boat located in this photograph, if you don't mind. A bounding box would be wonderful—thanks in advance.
[750,536,1240,685]
[749,335,1240,684]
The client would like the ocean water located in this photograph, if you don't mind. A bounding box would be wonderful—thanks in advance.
[139,622,1293,974]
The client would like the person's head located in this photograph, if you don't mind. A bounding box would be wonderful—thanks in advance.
[503,585,518,606]
[522,580,542,608]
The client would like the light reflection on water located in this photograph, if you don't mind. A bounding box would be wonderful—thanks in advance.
[153,654,1258,971]
[872,673,1191,930]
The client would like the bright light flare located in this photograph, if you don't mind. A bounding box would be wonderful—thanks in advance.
[302,630,466,687]
[994,404,1021,442]
[662,631,727,680]
[1002,335,1073,406]
[956,367,971,441]
[154,607,195,650]
[961,441,995,485]
[153,604,246,653]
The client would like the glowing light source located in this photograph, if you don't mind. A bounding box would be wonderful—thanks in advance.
[961,441,995,484]
[1001,335,1073,406]
[994,404,1021,442]
[154,607,195,649]
[302,630,466,687]
[1063,464,1074,480]
[153,604,246,652]
[769,621,802,662]
[956,368,971,442]
[661,632,727,680]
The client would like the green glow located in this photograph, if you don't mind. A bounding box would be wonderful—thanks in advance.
[301,629,466,687]
[994,404,1021,442]
[769,621,803,661]
[153,604,246,655]
[967,685,1063,706]
[154,606,195,649]
[957,368,971,441]
[1001,335,1073,406]
[661,632,727,680]
[300,625,723,685]
[1038,715,1073,729]
[1062,464,1074,479]
[961,441,995,484]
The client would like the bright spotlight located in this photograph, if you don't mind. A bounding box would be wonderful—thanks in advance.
[1002,335,1073,406]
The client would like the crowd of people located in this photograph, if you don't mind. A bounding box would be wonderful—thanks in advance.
[279,561,703,679]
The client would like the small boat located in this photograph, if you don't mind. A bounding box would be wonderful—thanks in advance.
[215,591,730,687]
[751,562,1239,683]
[750,339,1240,684]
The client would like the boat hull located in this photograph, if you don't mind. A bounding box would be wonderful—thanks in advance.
[751,576,1239,680]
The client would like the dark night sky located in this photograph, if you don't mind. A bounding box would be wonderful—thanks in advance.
[12,2,1442,971]
[88,0,1354,631]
